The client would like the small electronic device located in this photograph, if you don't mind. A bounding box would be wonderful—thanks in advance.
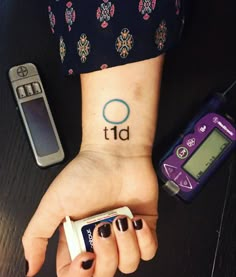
[9,63,64,167]
[158,82,236,202]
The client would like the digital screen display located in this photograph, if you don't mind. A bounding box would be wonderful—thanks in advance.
[22,98,59,157]
[183,129,231,180]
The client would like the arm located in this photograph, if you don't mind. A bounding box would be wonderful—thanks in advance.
[23,55,164,277]
[80,55,163,156]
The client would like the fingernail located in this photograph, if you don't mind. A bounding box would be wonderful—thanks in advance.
[133,219,143,230]
[98,223,111,238]
[25,260,29,275]
[82,259,94,270]
[116,217,128,232]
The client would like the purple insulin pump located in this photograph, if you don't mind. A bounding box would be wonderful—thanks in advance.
[159,92,236,202]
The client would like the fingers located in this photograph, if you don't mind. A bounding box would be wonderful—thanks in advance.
[113,217,141,274]
[92,223,118,277]
[113,216,158,274]
[58,254,95,277]
[132,218,158,261]
[57,226,95,277]
[57,215,157,277]
[92,216,157,275]
[23,188,64,276]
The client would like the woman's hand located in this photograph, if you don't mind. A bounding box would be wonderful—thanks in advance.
[23,149,158,277]
[23,55,164,277]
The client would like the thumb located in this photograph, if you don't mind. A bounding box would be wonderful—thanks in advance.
[57,253,95,277]
[57,225,95,277]
[23,187,64,276]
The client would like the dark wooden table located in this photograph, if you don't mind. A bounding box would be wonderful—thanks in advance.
[0,1,235,276]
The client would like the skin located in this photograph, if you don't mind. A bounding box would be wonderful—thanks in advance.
[23,55,164,277]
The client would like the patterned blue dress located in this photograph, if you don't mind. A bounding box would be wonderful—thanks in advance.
[48,0,186,75]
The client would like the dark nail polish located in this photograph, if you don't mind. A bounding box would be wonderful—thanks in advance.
[133,219,143,230]
[98,224,111,238]
[116,217,128,232]
[82,259,94,270]
[25,260,29,275]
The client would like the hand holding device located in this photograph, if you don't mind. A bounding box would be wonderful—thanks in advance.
[23,150,158,276]
[64,206,133,260]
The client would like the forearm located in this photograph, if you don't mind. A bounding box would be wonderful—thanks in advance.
[80,55,164,157]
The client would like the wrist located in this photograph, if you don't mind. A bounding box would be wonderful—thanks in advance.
[79,56,164,158]
[80,141,153,158]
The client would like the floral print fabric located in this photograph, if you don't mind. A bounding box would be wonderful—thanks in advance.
[48,0,185,75]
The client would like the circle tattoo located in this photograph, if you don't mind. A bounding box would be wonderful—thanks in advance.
[103,99,130,125]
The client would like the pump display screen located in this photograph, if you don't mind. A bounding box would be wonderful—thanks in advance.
[183,129,231,180]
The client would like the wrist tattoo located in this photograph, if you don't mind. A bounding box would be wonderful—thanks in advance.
[102,99,130,141]
[103,126,129,140]
[103,99,130,124]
